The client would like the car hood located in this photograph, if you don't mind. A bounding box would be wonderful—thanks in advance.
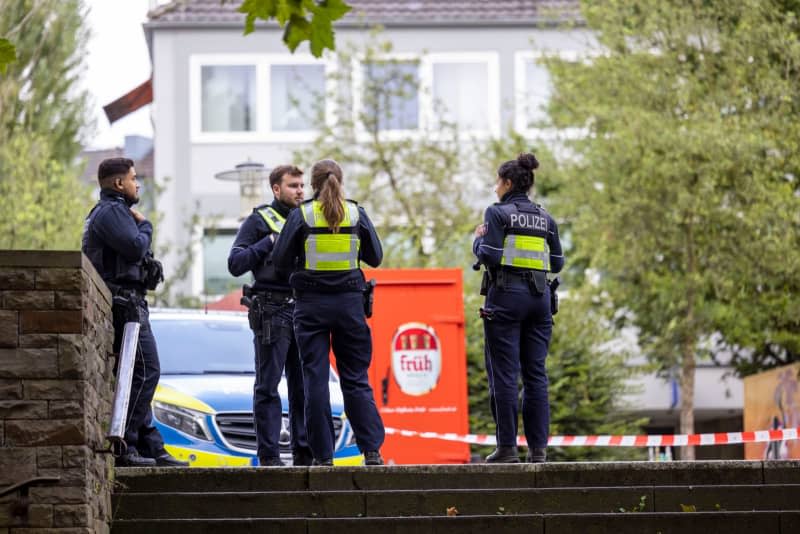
[156,374,345,414]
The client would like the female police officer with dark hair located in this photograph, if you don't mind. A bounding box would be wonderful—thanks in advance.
[473,153,564,463]
[271,159,386,466]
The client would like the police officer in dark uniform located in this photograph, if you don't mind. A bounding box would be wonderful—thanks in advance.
[473,153,564,463]
[272,159,385,466]
[227,164,313,467]
[82,157,188,467]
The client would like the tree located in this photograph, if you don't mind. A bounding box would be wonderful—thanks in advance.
[544,0,800,458]
[233,0,351,58]
[0,0,93,249]
[297,35,646,459]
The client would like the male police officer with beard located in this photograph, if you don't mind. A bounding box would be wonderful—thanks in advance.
[228,165,313,466]
[82,157,188,467]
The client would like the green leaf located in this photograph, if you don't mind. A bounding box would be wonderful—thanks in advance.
[283,14,312,53]
[0,38,16,74]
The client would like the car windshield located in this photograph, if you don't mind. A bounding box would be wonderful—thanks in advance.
[149,315,339,383]
[150,318,254,374]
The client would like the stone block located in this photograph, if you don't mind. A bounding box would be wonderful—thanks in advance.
[25,504,53,527]
[20,310,82,334]
[0,448,36,486]
[37,467,87,487]
[49,400,83,419]
[35,269,83,291]
[0,310,18,348]
[58,335,86,379]
[19,334,58,348]
[0,349,58,379]
[5,419,85,446]
[53,504,89,527]
[1,291,54,310]
[55,291,83,310]
[0,268,34,290]
[29,486,87,505]
[37,446,63,469]
[63,447,89,469]
[24,379,82,400]
[0,379,22,400]
[0,400,48,419]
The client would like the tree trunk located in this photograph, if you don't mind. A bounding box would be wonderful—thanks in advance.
[679,336,696,460]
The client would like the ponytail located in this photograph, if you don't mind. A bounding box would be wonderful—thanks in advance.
[310,160,345,232]
[319,172,345,231]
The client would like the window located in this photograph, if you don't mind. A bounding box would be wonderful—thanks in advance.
[190,54,331,142]
[270,64,326,132]
[202,229,246,296]
[515,50,579,135]
[428,53,499,135]
[201,65,256,132]
[361,59,420,131]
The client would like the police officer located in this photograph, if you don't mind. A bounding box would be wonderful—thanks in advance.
[272,159,385,466]
[82,158,188,467]
[227,164,313,467]
[473,153,564,463]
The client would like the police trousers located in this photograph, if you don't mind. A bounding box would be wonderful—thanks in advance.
[293,291,385,461]
[111,296,165,457]
[251,301,310,461]
[482,279,552,449]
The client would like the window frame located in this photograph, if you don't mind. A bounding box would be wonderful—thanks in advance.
[190,53,334,144]
[514,50,581,139]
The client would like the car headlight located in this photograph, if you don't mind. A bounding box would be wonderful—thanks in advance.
[153,401,212,441]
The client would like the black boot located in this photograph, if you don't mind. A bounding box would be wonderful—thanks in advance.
[485,446,520,463]
[526,447,547,463]
[259,457,284,467]
[364,450,384,466]
[312,458,333,466]
[154,452,190,467]
[292,450,313,466]
[116,449,156,467]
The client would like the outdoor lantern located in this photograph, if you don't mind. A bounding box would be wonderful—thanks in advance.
[214,161,271,219]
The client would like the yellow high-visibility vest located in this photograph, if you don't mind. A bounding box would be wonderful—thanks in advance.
[301,200,360,271]
[499,204,551,271]
[257,206,286,233]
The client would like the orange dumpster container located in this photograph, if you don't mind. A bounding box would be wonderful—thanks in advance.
[363,268,470,465]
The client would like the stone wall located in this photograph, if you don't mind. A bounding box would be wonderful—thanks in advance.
[0,251,114,533]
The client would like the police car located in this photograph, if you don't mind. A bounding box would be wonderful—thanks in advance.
[148,309,362,466]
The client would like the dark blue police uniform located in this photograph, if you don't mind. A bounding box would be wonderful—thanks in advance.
[473,191,564,454]
[82,189,166,460]
[271,197,385,463]
[228,199,311,465]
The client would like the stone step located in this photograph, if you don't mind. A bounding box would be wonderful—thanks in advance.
[111,511,800,534]
[112,484,800,520]
[114,460,800,493]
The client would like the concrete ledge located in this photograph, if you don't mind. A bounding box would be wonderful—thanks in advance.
[0,251,83,268]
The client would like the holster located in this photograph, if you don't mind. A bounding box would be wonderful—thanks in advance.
[480,269,493,296]
[549,277,560,315]
[530,271,547,296]
[242,285,289,345]
[111,290,143,324]
[363,279,377,318]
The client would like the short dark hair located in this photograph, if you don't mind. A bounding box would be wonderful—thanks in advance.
[269,164,303,188]
[98,157,134,182]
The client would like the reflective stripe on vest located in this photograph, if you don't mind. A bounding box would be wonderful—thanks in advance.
[301,200,360,271]
[257,207,286,233]
[500,234,551,271]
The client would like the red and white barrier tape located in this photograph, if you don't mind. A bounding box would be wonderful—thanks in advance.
[384,427,800,448]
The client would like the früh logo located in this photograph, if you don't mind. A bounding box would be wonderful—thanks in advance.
[391,322,442,396]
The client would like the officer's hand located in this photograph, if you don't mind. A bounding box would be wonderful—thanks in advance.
[130,208,146,223]
[474,223,487,238]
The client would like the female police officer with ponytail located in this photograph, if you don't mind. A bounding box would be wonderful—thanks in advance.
[272,159,385,466]
[473,153,564,463]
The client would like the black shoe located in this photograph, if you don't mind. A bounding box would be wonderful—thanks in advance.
[116,450,157,467]
[154,452,190,467]
[485,446,520,463]
[364,450,383,466]
[292,451,313,466]
[259,457,284,467]
[312,458,333,466]
[526,447,547,463]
